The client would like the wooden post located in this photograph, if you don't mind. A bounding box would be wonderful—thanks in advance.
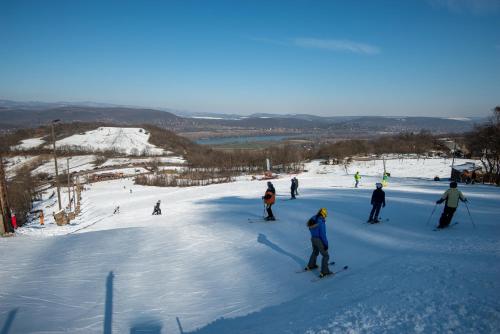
[67,158,71,211]
[52,120,62,211]
[0,154,12,234]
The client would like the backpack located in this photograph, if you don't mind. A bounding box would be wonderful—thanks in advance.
[307,215,318,228]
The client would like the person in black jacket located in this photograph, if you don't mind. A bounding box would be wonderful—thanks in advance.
[368,183,386,223]
[152,200,162,215]
[262,182,276,221]
[290,178,297,199]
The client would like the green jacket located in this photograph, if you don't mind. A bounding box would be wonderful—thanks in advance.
[440,188,466,208]
[354,173,361,181]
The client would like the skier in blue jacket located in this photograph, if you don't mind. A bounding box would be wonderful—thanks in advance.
[305,208,332,277]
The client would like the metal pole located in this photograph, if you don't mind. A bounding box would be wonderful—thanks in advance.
[464,201,476,229]
[425,204,437,225]
[52,120,62,211]
[67,158,71,211]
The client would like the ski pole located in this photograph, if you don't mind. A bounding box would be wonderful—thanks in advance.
[464,201,476,229]
[425,204,437,225]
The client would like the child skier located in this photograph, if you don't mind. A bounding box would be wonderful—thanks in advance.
[305,208,332,277]
[293,177,299,196]
[436,181,467,228]
[262,182,276,221]
[152,200,162,215]
[354,171,361,188]
[368,183,386,223]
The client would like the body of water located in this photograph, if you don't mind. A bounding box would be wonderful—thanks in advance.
[196,135,295,145]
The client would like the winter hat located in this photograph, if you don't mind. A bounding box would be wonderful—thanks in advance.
[318,208,328,218]
[376,182,383,188]
[267,181,273,186]
[450,181,458,188]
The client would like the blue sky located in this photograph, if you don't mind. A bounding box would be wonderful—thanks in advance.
[0,0,499,116]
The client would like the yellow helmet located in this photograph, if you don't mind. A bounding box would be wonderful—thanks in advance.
[318,208,328,218]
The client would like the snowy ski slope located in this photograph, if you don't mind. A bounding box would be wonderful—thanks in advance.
[54,127,164,155]
[1,159,499,333]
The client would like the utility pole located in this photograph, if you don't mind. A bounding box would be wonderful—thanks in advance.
[0,153,12,234]
[451,140,457,180]
[67,158,71,211]
[51,119,62,211]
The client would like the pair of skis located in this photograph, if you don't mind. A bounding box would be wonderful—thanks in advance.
[247,218,279,223]
[296,262,349,282]
[433,222,459,231]
[365,218,389,224]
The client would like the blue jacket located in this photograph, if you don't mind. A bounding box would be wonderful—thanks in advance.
[308,215,328,249]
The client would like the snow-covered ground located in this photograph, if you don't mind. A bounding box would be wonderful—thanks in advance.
[100,156,186,168]
[4,155,40,178]
[53,127,165,155]
[31,155,96,176]
[11,137,46,150]
[1,158,499,333]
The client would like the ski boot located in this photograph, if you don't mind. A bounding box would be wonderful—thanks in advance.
[319,271,334,278]
[304,264,318,271]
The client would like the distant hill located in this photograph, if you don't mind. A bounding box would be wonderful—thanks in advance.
[0,99,485,135]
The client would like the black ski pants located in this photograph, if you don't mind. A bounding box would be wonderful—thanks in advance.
[439,206,456,228]
[266,204,274,219]
[369,202,382,221]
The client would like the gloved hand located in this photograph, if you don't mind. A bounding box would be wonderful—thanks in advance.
[436,198,444,204]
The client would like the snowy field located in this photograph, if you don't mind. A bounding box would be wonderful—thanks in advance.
[4,155,40,179]
[1,158,499,333]
[53,127,165,155]
[31,155,96,177]
[101,156,186,168]
[11,137,46,150]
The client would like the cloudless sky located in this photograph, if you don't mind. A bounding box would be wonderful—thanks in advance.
[0,0,499,116]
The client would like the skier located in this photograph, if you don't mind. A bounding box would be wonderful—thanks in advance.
[262,182,276,221]
[382,172,389,187]
[368,183,386,223]
[305,208,332,277]
[354,171,361,188]
[152,200,162,215]
[11,212,18,229]
[39,210,44,226]
[113,206,120,214]
[294,177,299,196]
[290,178,297,199]
[436,181,467,229]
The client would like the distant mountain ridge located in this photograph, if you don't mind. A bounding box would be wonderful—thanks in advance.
[0,99,485,135]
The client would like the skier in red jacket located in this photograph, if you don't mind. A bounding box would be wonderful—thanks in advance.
[11,213,18,229]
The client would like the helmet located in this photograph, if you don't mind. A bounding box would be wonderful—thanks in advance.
[376,182,383,188]
[450,181,457,188]
[318,208,328,218]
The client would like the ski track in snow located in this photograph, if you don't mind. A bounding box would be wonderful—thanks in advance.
[1,159,499,333]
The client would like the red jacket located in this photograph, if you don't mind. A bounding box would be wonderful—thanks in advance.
[11,214,18,229]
